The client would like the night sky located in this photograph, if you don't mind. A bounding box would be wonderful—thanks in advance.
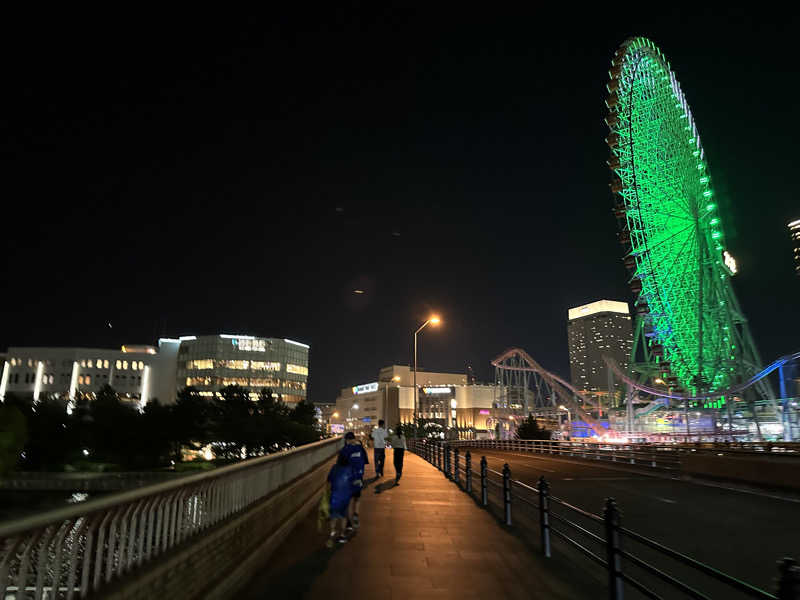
[3,9,798,404]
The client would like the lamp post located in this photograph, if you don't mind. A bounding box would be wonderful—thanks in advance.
[559,405,572,439]
[414,315,441,425]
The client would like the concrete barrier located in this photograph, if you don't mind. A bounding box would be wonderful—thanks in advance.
[681,452,800,492]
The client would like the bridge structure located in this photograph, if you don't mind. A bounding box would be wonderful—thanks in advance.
[3,435,800,599]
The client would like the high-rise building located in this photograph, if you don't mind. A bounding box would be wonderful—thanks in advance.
[567,300,634,398]
[790,219,800,277]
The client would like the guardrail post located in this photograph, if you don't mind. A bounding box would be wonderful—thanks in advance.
[480,456,488,506]
[538,476,551,558]
[502,463,512,526]
[777,557,800,600]
[454,448,460,486]
[465,451,472,493]
[604,498,624,600]
[445,445,451,479]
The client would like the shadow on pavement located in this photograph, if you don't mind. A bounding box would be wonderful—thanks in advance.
[240,506,339,600]
[372,479,398,494]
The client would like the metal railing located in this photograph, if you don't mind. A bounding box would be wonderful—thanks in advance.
[411,439,800,599]
[0,437,342,599]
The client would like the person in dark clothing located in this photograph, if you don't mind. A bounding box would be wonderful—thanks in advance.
[326,452,355,546]
[388,424,407,485]
[339,432,367,528]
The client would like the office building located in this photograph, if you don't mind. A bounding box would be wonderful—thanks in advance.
[333,365,507,436]
[0,345,167,408]
[567,300,634,398]
[0,333,310,406]
[790,219,800,277]
[172,335,309,404]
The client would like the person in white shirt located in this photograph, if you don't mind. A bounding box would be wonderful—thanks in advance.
[371,420,388,478]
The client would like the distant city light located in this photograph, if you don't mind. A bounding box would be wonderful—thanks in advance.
[353,289,364,294]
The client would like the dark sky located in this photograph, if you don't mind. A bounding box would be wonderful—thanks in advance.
[2,8,798,404]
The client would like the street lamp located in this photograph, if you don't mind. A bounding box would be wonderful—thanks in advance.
[414,315,441,423]
[559,405,572,438]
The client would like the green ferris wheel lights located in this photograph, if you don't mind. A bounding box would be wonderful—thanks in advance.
[606,37,748,395]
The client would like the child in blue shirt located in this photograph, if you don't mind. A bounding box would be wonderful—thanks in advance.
[339,432,368,528]
[327,452,355,546]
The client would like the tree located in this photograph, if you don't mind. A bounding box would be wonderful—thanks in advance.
[515,414,551,441]
[0,404,27,477]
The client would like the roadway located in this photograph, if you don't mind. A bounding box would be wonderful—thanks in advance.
[473,448,799,596]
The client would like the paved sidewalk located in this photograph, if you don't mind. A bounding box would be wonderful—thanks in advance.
[242,452,594,600]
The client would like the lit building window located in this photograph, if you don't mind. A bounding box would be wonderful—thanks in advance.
[187,359,214,370]
[78,375,84,385]
[10,358,16,366]
[116,360,122,370]
[123,361,128,370]
[86,375,91,384]
[138,361,144,370]
[87,360,93,368]
[218,360,250,370]
[132,362,138,371]
[287,364,308,376]
[80,360,86,367]
[250,361,281,371]
[104,360,109,369]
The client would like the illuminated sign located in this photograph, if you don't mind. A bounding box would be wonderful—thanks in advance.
[287,364,308,376]
[479,409,490,415]
[568,300,629,321]
[232,338,266,352]
[352,382,379,395]
[422,386,452,395]
[330,423,345,434]
[723,250,737,275]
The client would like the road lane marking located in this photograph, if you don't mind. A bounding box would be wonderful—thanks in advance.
[657,498,677,504]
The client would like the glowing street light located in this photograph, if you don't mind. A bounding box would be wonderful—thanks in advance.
[414,315,442,421]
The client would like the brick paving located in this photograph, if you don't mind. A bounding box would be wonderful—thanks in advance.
[242,452,594,600]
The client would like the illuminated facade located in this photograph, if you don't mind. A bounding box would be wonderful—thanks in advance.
[0,345,165,409]
[790,219,800,277]
[567,300,633,397]
[173,335,309,404]
[333,365,504,436]
[0,334,310,407]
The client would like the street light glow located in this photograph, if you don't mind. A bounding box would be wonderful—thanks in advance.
[559,405,567,411]
[332,412,339,418]
[352,403,359,410]
[430,316,441,325]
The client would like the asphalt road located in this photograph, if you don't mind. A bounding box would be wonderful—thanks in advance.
[471,449,799,597]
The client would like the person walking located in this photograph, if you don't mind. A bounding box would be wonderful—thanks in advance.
[326,453,355,547]
[339,432,367,529]
[388,424,407,485]
[371,419,388,478]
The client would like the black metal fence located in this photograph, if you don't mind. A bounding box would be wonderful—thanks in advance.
[410,439,800,600]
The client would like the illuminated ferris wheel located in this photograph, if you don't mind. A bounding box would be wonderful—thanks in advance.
[605,37,771,401]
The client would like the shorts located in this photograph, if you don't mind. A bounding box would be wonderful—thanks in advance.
[352,488,361,499]
[330,501,348,520]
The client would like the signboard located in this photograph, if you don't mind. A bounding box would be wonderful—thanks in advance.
[361,417,372,423]
[352,382,379,395]
[329,423,344,434]
[479,409,490,415]
[422,386,452,395]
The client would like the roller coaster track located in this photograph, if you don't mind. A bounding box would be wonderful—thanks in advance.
[604,350,800,401]
[491,348,609,437]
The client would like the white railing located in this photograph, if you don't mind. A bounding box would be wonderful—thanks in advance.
[0,437,342,599]
[445,439,800,472]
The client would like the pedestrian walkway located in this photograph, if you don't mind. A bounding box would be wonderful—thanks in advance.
[241,452,594,599]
